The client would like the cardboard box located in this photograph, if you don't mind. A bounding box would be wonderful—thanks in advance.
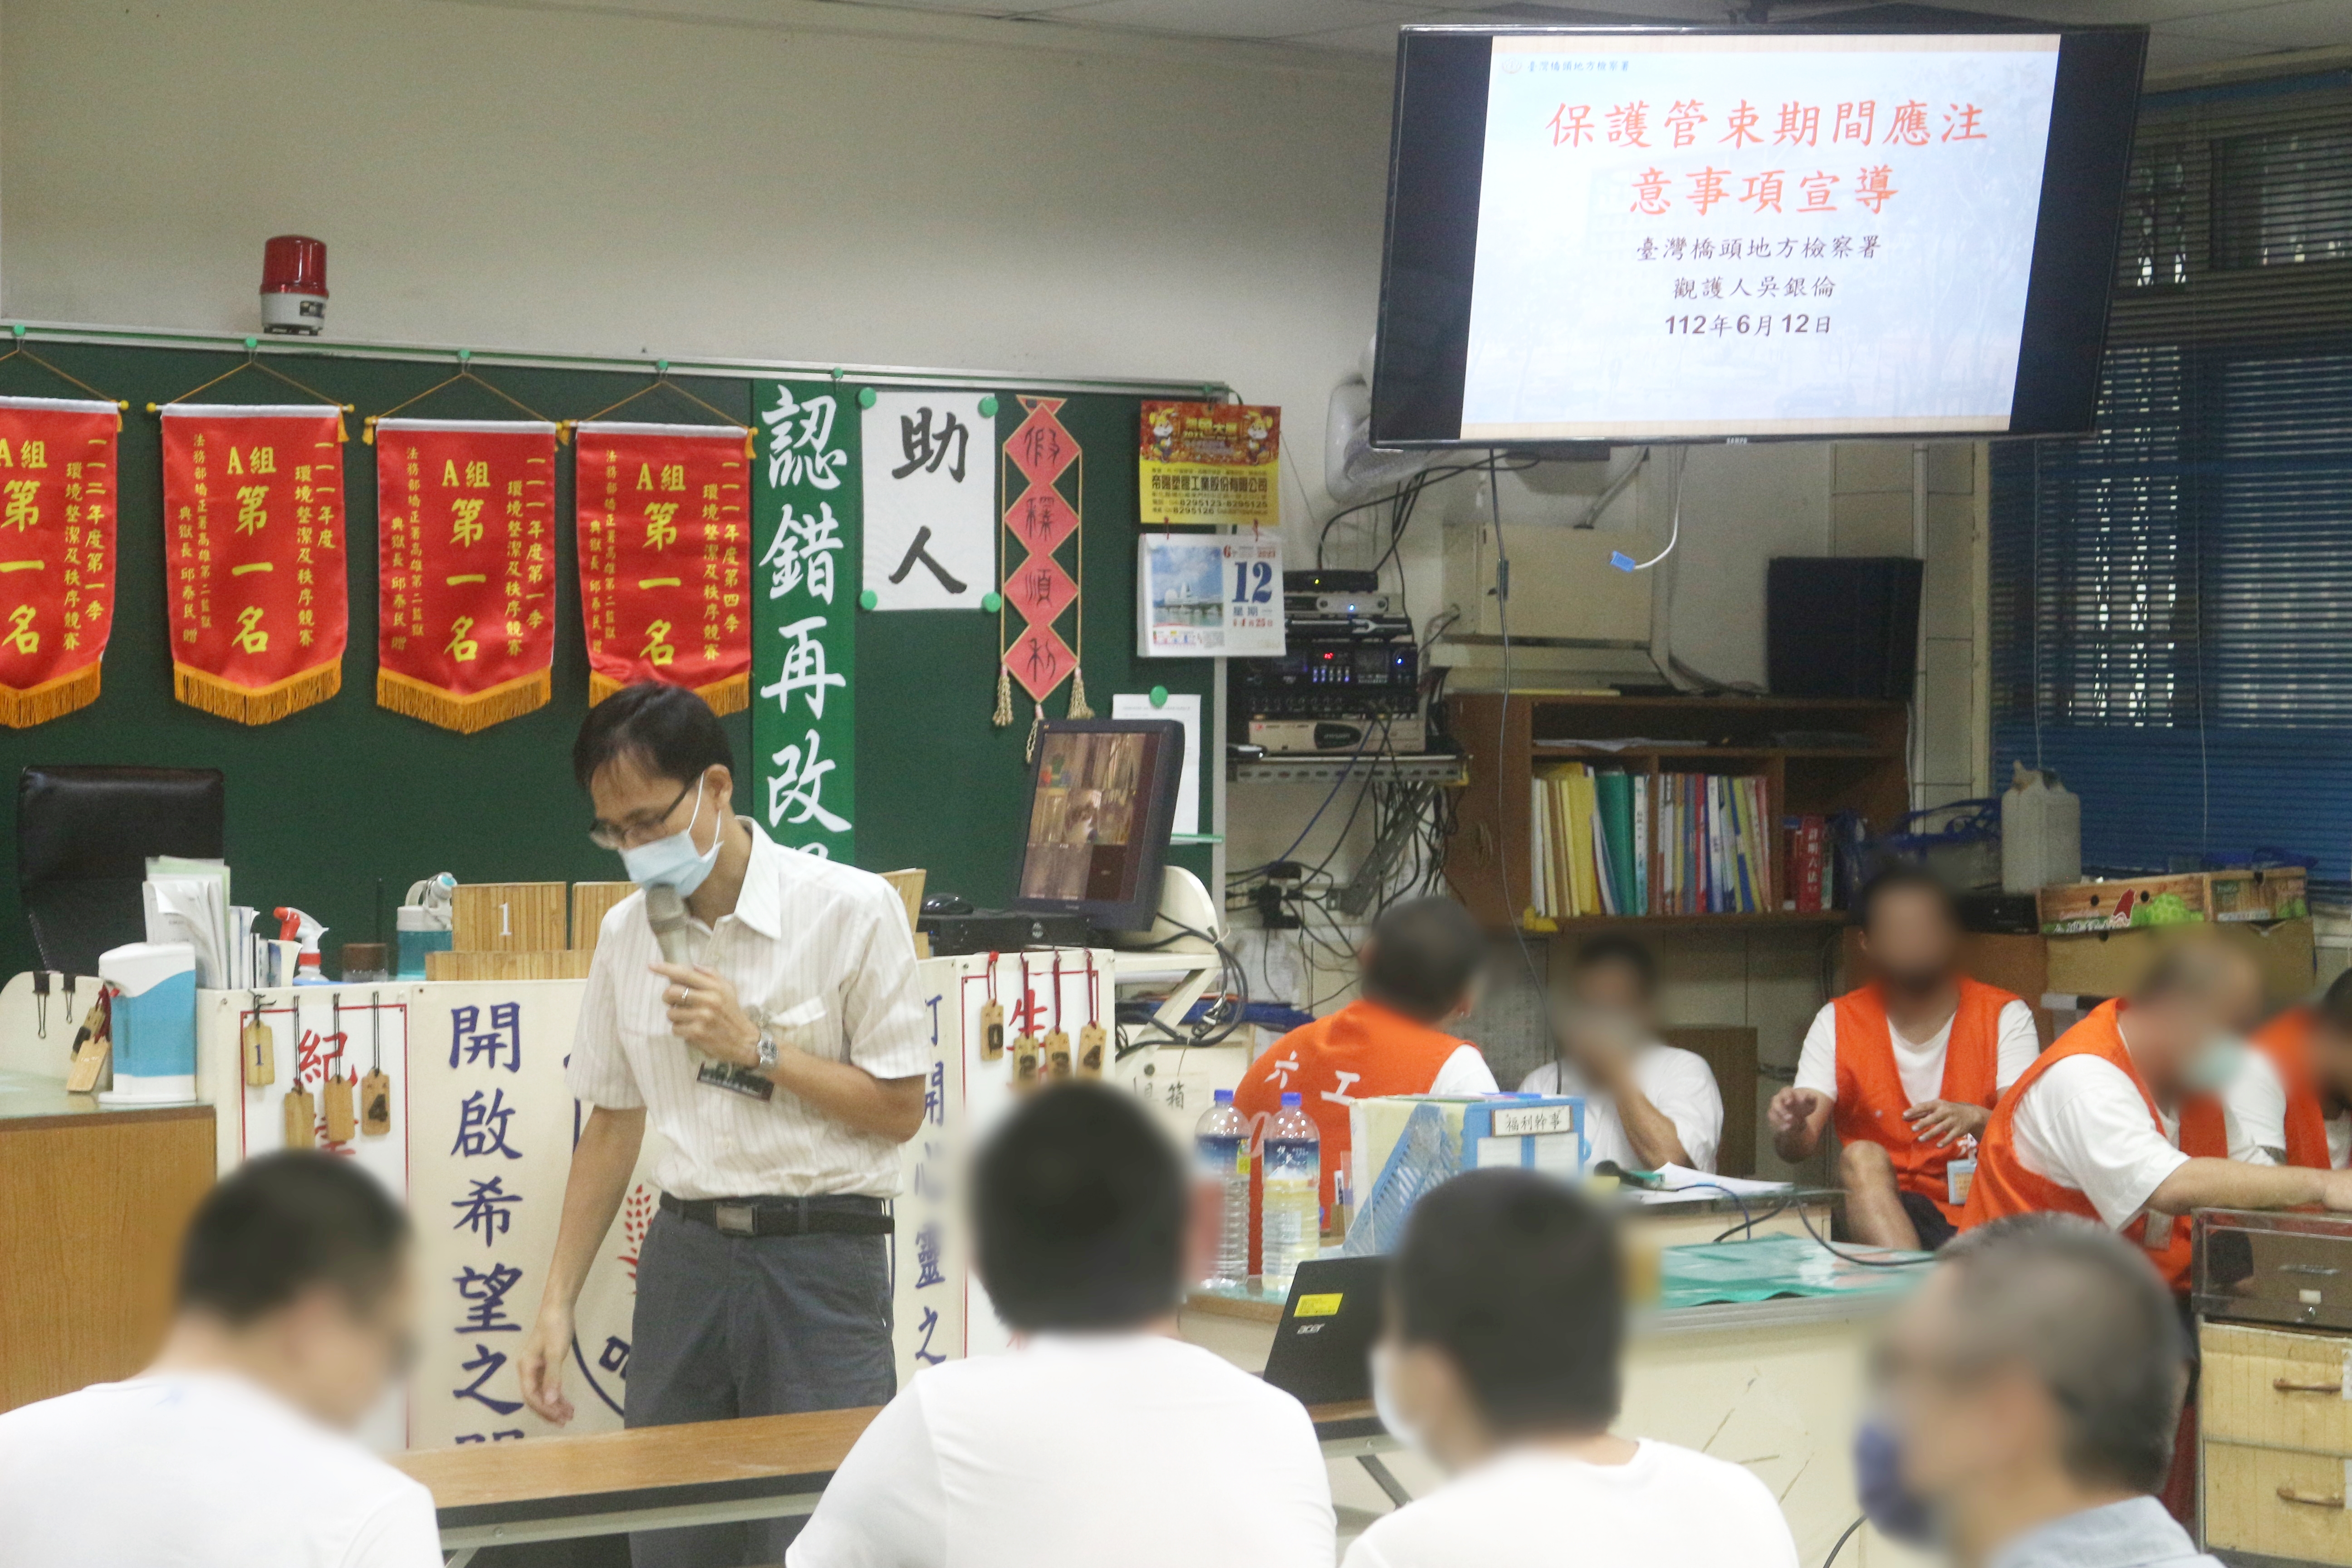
[2045,917,2315,1006]
[2207,868,2309,925]
[2038,873,2208,935]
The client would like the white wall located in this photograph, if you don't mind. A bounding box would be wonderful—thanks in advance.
[0,0,1392,547]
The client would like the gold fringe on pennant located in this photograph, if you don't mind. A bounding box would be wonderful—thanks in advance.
[0,662,102,728]
[174,661,341,725]
[1064,667,1094,720]
[993,667,1014,728]
[377,667,550,734]
[1025,701,1045,764]
[590,670,749,716]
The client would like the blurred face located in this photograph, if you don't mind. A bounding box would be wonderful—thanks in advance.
[2133,952,2264,1099]
[279,1255,417,1431]
[1861,888,1961,993]
[1873,1269,2053,1512]
[2313,1019,2352,1110]
[1372,1323,1490,1474]
[1572,958,1656,1035]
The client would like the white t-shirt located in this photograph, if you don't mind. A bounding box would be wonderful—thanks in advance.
[2220,1046,2352,1169]
[1342,1440,1798,1568]
[788,1333,1334,1568]
[1518,1045,1725,1173]
[1795,997,2040,1107]
[1430,1045,1501,1097]
[0,1370,441,1568]
[2008,1051,2190,1231]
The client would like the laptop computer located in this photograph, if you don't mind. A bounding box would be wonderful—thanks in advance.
[1260,1254,1388,1406]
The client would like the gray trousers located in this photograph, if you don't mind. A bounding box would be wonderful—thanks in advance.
[626,1207,896,1568]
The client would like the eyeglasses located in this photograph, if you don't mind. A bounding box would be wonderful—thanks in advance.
[588,779,696,851]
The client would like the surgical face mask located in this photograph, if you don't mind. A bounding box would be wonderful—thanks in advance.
[2185,1033,2249,1093]
[618,781,720,897]
[1852,1416,1935,1545]
[1369,1343,1426,1457]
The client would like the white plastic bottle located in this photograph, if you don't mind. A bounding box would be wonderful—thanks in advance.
[1194,1089,1251,1288]
[1260,1092,1322,1292]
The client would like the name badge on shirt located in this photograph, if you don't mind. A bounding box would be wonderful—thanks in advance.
[699,1059,776,1101]
[1945,1157,1977,1208]
[2141,1210,2176,1253]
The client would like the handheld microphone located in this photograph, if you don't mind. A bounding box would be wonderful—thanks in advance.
[643,883,702,970]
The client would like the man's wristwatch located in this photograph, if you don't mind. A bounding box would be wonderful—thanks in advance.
[753,1029,779,1073]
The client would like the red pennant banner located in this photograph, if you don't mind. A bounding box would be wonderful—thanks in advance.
[162,405,348,724]
[375,420,560,733]
[574,423,750,715]
[999,397,1085,705]
[0,398,118,727]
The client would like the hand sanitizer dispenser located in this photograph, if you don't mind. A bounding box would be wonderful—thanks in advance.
[98,941,197,1103]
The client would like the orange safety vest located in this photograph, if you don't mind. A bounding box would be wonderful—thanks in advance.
[1962,999,2227,1293]
[1232,998,1477,1273]
[2252,1006,2336,1171]
[1832,976,2019,1225]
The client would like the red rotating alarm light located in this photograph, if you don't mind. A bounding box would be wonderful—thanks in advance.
[260,235,328,335]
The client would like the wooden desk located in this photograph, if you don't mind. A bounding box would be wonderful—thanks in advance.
[393,1401,1388,1563]
[0,1072,215,1413]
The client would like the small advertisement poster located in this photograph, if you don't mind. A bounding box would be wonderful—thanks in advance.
[1137,401,1279,527]
[1137,533,1284,658]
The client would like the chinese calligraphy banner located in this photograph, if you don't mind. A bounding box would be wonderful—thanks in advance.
[375,420,559,733]
[861,390,997,612]
[161,404,348,724]
[1000,397,1083,708]
[753,381,858,862]
[1137,401,1279,528]
[0,397,117,726]
[574,422,751,715]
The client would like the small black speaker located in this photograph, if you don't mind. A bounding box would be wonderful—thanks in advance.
[1766,557,1923,701]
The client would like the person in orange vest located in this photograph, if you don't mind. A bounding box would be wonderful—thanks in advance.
[1232,896,1497,1272]
[2225,971,2352,1170]
[1767,867,2039,1252]
[1962,937,2352,1283]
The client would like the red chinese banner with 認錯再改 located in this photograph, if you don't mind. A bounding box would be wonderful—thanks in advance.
[162,404,348,725]
[0,397,118,726]
[374,419,560,734]
[574,422,751,715]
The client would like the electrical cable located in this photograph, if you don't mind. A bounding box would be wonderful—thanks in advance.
[1821,1515,1867,1568]
[1489,449,1548,1001]
[1797,1199,1933,1270]
[1713,1199,1790,1244]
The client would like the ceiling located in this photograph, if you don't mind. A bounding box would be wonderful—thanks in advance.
[800,0,2352,72]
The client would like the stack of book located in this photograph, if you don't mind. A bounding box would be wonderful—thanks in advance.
[1528,767,1777,921]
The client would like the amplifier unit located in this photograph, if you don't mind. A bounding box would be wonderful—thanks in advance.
[1247,715,1427,755]
[1233,614,1418,720]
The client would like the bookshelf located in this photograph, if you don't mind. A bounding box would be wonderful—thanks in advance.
[1442,692,1910,932]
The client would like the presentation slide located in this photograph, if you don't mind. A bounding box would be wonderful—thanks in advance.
[1461,34,2061,441]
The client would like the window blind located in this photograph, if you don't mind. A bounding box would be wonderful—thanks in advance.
[1990,72,2352,888]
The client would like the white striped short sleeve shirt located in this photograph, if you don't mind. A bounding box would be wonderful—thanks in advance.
[567,818,932,1200]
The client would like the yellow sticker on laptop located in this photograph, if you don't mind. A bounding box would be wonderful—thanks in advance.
[1294,1293,1344,1318]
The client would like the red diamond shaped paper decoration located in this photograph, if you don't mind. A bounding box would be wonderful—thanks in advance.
[1006,482,1080,559]
[1008,398,1078,487]
[1004,551,1077,629]
[1004,622,1077,701]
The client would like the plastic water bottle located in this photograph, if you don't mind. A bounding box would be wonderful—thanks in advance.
[1195,1089,1251,1288]
[1261,1092,1322,1292]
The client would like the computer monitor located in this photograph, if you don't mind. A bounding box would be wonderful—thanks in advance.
[1013,719,1184,933]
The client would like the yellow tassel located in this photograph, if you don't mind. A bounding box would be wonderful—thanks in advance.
[588,670,749,716]
[1065,667,1093,720]
[1026,701,1044,764]
[0,662,103,728]
[993,666,1014,728]
[376,667,550,733]
[173,660,340,725]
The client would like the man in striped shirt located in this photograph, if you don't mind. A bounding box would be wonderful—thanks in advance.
[515,684,930,1568]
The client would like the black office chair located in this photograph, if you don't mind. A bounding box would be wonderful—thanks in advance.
[17,765,225,977]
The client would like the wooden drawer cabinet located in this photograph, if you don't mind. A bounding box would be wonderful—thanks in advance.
[2207,1442,2352,1565]
[2205,1323,2352,1454]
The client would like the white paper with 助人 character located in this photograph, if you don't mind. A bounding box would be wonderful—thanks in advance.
[861,391,997,611]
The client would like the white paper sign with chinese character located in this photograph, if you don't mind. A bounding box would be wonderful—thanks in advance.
[861,391,997,612]
[895,958,966,1383]
[1137,533,1285,657]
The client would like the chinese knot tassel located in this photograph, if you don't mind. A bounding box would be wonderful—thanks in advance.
[992,666,1014,728]
[1064,666,1093,720]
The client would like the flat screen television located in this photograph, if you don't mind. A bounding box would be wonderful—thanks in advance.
[1372,23,2147,446]
[1012,719,1185,932]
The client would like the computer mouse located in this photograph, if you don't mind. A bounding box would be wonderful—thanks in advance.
[922,893,975,916]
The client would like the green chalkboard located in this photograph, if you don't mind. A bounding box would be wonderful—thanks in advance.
[0,338,1212,980]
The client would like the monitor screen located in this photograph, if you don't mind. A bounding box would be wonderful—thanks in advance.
[1014,720,1184,931]
[1373,24,2146,446]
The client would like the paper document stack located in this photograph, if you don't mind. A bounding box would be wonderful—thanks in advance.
[142,856,255,988]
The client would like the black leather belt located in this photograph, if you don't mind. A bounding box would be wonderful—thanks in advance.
[659,1191,893,1238]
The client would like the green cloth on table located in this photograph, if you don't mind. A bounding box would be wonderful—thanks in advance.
[1657,1235,1929,1309]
